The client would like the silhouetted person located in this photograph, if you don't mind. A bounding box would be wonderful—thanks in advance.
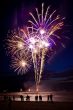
[13,96,15,101]
[8,97,12,110]
[26,95,30,101]
[39,96,42,101]
[47,95,50,101]
[4,95,7,101]
[20,95,24,101]
[50,94,53,102]
[35,96,38,101]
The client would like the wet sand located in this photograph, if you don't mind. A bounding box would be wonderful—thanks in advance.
[0,101,73,110]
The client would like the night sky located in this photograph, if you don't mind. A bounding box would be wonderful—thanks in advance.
[0,0,73,91]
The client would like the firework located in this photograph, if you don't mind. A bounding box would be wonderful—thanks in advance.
[27,3,65,85]
[7,29,32,74]
[7,3,65,87]
[11,53,31,75]
[7,31,28,55]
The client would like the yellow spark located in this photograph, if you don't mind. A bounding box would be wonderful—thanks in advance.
[19,60,27,67]
[17,41,24,49]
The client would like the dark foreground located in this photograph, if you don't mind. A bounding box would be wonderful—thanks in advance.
[0,101,73,110]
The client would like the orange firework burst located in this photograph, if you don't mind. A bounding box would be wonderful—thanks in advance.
[11,53,31,75]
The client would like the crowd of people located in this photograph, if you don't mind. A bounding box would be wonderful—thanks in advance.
[3,94,53,102]
[3,94,53,110]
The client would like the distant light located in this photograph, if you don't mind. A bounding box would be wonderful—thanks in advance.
[20,88,23,92]
[40,29,46,35]
[28,89,31,92]
[36,88,38,92]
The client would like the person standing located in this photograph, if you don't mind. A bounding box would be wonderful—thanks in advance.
[50,94,53,102]
[47,95,50,101]
[8,97,12,110]
[35,96,38,101]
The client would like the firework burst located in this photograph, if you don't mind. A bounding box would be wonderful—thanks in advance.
[7,31,28,55]
[6,3,66,87]
[27,3,65,85]
[6,29,32,74]
[11,53,31,75]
